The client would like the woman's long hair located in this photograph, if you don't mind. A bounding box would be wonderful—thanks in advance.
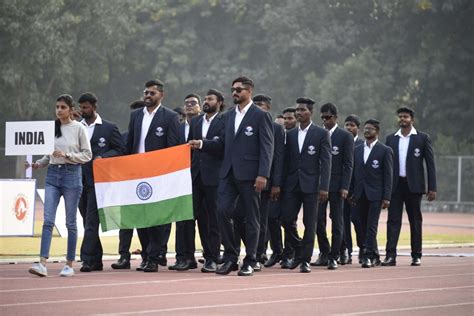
[54,94,74,138]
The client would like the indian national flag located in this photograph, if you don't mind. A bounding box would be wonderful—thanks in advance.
[93,144,193,232]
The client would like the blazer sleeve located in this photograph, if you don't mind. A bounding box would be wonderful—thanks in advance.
[383,146,394,201]
[319,129,332,192]
[167,112,181,147]
[126,111,135,154]
[341,131,354,191]
[258,111,274,178]
[424,133,437,192]
[101,123,126,158]
[271,123,285,187]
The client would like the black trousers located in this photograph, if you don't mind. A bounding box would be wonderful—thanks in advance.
[117,224,170,262]
[78,185,103,264]
[281,184,318,263]
[137,224,171,263]
[386,177,423,259]
[340,199,363,256]
[217,172,260,266]
[356,191,381,260]
[316,192,344,260]
[267,198,296,259]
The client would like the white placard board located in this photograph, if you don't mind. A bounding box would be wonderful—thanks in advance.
[36,189,118,238]
[5,121,55,156]
[0,179,36,236]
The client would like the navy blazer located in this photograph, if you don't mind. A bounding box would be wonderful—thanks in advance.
[328,126,354,192]
[352,141,393,201]
[82,119,126,187]
[189,113,225,186]
[386,130,436,194]
[126,105,180,154]
[202,104,274,181]
[283,123,332,194]
[269,122,285,188]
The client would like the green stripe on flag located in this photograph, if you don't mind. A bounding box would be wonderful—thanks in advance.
[98,194,193,232]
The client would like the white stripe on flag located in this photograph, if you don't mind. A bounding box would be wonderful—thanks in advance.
[95,168,192,209]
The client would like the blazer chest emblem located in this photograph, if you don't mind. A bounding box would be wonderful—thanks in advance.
[414,148,421,157]
[244,126,254,136]
[155,126,164,137]
[331,145,339,155]
[98,137,106,148]
[371,159,379,169]
[307,145,316,155]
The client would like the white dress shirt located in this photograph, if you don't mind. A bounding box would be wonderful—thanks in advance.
[354,135,359,143]
[328,123,338,136]
[234,101,252,134]
[298,122,312,153]
[364,139,378,164]
[202,113,218,139]
[81,113,103,141]
[184,120,190,142]
[138,105,160,154]
[395,127,418,177]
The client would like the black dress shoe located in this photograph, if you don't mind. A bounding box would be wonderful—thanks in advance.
[361,258,372,268]
[372,258,381,267]
[280,258,292,269]
[111,257,130,269]
[411,258,421,266]
[175,260,198,271]
[238,264,254,276]
[258,254,268,264]
[381,256,397,266]
[310,253,328,266]
[288,259,301,270]
[300,262,311,273]
[201,260,217,273]
[143,261,158,272]
[136,260,147,271]
[216,261,238,275]
[216,255,224,265]
[264,253,282,267]
[339,249,349,265]
[198,258,205,264]
[347,256,353,264]
[80,263,91,272]
[253,262,262,272]
[327,259,338,270]
[168,260,183,270]
[157,255,167,267]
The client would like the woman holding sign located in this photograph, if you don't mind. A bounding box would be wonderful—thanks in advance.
[27,94,92,277]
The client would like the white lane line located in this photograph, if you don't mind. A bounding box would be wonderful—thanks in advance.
[336,302,474,315]
[92,286,474,315]
[1,273,473,307]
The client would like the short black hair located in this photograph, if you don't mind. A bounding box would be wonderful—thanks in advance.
[320,102,338,115]
[253,94,272,105]
[129,100,145,110]
[78,92,98,106]
[344,114,361,127]
[282,107,296,114]
[397,106,415,118]
[296,97,315,111]
[184,93,201,105]
[364,118,380,131]
[145,79,164,91]
[173,107,185,116]
[232,76,254,88]
[206,89,224,103]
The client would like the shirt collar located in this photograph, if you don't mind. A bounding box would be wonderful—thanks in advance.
[395,126,417,137]
[204,112,218,123]
[235,101,252,114]
[298,122,312,132]
[143,104,161,115]
[80,113,103,127]
[328,123,338,135]
[365,139,378,148]
[354,135,359,142]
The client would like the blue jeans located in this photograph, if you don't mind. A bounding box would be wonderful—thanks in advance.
[40,164,82,261]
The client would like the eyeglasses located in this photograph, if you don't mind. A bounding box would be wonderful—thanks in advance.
[321,115,333,120]
[231,87,248,94]
[144,90,157,96]
[184,101,198,107]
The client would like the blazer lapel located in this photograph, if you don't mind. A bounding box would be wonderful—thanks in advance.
[365,141,380,167]
[300,124,315,155]
[146,106,163,139]
[234,104,256,138]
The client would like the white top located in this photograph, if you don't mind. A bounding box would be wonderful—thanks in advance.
[328,123,338,136]
[395,127,418,177]
[364,139,378,164]
[298,122,312,153]
[81,113,103,141]
[202,113,218,139]
[138,105,160,154]
[354,135,359,142]
[234,101,252,134]
[184,120,190,142]
[36,120,92,166]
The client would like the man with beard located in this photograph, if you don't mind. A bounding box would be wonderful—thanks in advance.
[169,94,202,271]
[349,119,393,268]
[382,107,436,267]
[189,76,273,276]
[123,79,180,272]
[281,98,331,273]
[184,89,225,273]
[312,103,354,270]
[282,107,297,131]
[78,92,125,272]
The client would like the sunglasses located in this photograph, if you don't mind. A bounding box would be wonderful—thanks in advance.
[144,90,157,96]
[231,87,248,94]
[321,115,333,120]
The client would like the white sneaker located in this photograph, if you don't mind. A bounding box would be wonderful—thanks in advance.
[59,265,75,277]
[29,263,48,277]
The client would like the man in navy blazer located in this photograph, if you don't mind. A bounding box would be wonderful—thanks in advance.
[313,103,354,270]
[77,93,126,272]
[382,107,437,267]
[189,76,274,276]
[350,119,393,268]
[280,97,332,273]
[124,79,180,272]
